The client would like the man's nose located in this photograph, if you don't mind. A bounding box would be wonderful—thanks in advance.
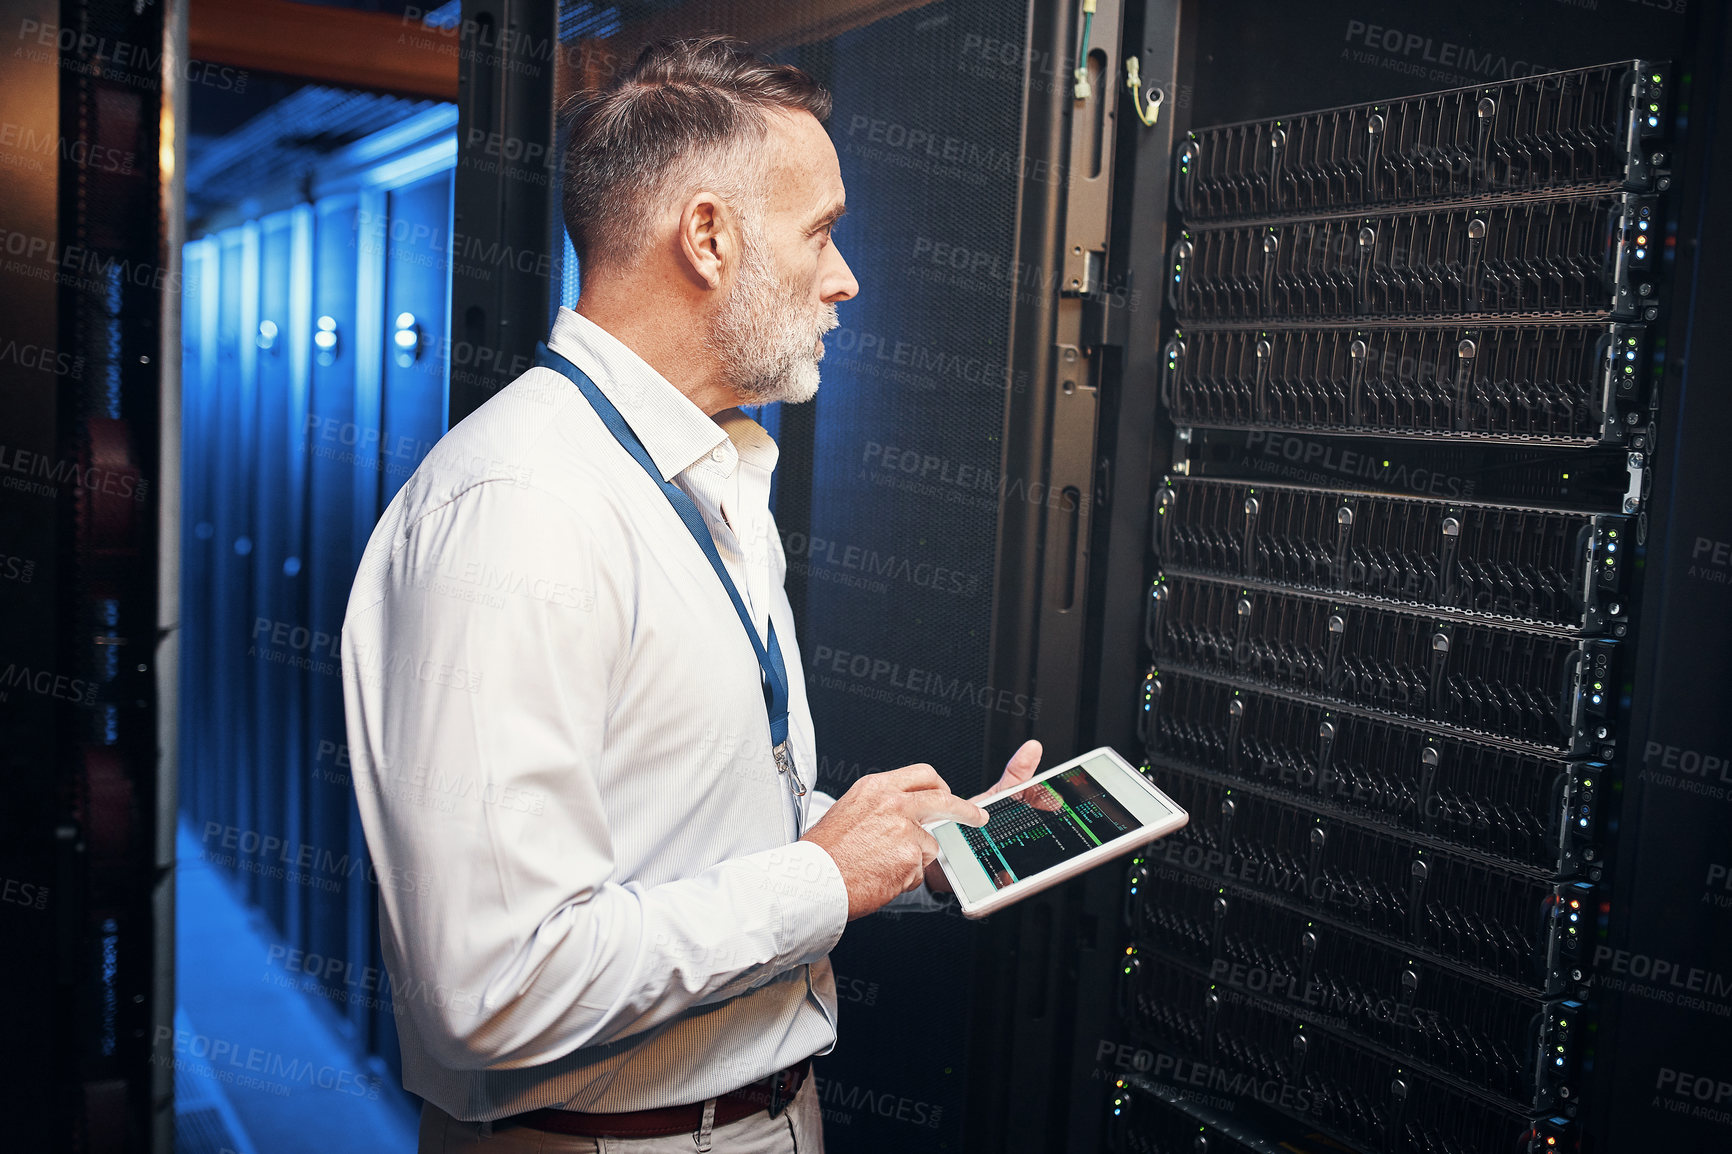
[823,243,860,304]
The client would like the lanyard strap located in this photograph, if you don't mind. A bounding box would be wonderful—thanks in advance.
[535,344,791,750]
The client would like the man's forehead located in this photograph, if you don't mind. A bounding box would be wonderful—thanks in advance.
[762,109,844,205]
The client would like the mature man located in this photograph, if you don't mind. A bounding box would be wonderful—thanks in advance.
[341,36,1042,1153]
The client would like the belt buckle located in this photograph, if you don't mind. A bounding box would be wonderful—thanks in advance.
[766,1068,792,1119]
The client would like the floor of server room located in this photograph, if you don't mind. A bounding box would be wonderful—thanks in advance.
[174,821,419,1154]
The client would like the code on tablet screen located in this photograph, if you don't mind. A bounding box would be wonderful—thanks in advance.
[958,764,1144,890]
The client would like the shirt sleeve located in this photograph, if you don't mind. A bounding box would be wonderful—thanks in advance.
[342,480,849,1074]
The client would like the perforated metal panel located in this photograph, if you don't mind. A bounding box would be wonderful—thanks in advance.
[788,5,1029,1149]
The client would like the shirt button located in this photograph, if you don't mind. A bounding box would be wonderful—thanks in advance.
[711,447,726,463]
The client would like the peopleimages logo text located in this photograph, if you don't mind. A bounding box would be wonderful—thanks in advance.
[1244,432,1475,498]
[1342,20,1555,80]
[811,644,1040,720]
[1593,946,1732,998]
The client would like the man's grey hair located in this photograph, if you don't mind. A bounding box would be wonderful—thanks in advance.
[560,36,832,275]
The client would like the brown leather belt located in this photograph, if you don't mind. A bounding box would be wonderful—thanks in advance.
[500,1058,813,1138]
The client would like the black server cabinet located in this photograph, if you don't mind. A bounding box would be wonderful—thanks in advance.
[0,0,166,1144]
[1011,2,1732,1153]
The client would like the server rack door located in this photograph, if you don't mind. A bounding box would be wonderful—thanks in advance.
[302,196,364,975]
[379,172,453,505]
[252,211,298,934]
[344,184,390,1047]
[789,8,1028,1151]
[181,238,219,837]
[284,205,317,954]
[213,229,257,869]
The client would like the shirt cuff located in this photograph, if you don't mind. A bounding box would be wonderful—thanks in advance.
[752,840,849,965]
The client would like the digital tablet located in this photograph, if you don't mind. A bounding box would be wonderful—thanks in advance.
[929,746,1189,919]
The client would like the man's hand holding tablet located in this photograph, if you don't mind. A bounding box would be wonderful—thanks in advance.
[800,765,990,920]
[923,746,1190,918]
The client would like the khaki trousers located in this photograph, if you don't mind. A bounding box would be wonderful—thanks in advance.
[418,1077,825,1154]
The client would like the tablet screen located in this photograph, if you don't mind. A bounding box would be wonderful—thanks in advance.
[957,759,1145,891]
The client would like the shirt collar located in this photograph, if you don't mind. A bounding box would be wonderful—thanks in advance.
[548,306,749,484]
[714,409,780,478]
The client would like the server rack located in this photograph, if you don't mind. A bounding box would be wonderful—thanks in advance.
[0,0,167,1144]
[1096,53,1679,1154]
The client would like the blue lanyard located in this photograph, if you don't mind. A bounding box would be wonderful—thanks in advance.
[535,344,801,794]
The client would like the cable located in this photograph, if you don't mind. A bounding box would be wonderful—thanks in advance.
[1126,56,1162,126]
[1074,0,1096,100]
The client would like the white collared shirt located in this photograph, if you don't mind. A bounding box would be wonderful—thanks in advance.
[340,307,853,1120]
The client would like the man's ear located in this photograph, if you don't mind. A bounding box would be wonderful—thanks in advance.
[676,190,731,291]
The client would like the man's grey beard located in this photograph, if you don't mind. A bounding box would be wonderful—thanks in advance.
[711,226,838,406]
